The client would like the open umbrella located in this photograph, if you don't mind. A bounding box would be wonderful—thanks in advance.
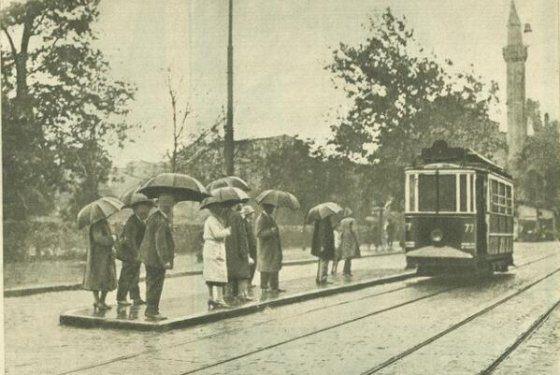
[256,189,300,210]
[77,197,124,229]
[305,202,343,223]
[210,186,250,204]
[139,173,209,202]
[206,176,250,192]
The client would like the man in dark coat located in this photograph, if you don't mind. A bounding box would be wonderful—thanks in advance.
[241,205,257,285]
[138,194,175,321]
[116,194,153,306]
[311,217,335,284]
[256,204,283,293]
[224,204,251,301]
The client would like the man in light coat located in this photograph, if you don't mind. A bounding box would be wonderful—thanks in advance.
[256,203,283,294]
[138,194,175,321]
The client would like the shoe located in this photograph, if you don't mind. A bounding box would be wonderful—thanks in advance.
[98,303,112,310]
[133,299,146,306]
[145,313,167,321]
[214,300,231,309]
[240,295,254,302]
[117,300,132,306]
[271,288,286,294]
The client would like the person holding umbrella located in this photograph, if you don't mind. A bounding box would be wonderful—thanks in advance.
[241,205,257,286]
[79,197,124,310]
[307,202,343,285]
[138,172,209,321]
[255,190,300,295]
[201,197,231,309]
[115,193,154,306]
[223,203,252,302]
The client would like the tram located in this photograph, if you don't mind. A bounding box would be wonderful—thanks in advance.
[404,140,514,274]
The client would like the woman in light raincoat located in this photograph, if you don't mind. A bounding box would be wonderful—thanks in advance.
[332,217,361,276]
[202,200,231,309]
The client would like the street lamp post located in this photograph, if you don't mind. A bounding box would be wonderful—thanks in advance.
[224,0,235,175]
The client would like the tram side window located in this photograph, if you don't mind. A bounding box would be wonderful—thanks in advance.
[490,179,513,215]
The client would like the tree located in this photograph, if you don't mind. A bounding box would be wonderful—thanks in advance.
[165,71,191,173]
[515,106,560,213]
[326,8,505,207]
[1,0,135,219]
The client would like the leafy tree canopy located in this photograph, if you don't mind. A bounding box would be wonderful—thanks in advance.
[1,0,136,219]
[326,8,505,206]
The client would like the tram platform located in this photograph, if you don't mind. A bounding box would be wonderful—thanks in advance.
[59,257,414,331]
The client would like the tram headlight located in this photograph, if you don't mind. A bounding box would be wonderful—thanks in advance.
[430,228,443,243]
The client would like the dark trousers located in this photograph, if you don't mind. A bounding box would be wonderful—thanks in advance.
[260,271,279,290]
[227,277,239,297]
[145,266,166,315]
[343,259,352,275]
[316,258,330,283]
[116,261,141,302]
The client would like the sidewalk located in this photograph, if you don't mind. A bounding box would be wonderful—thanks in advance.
[59,254,413,331]
[5,246,403,297]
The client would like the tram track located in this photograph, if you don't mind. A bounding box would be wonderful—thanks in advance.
[479,297,560,374]
[360,266,560,374]
[58,252,558,375]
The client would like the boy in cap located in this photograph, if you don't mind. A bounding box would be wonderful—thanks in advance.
[116,193,154,306]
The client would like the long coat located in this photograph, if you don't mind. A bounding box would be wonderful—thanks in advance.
[202,215,230,283]
[138,210,175,269]
[116,214,146,263]
[82,220,117,291]
[243,218,257,261]
[311,218,335,261]
[335,218,361,260]
[224,209,251,279]
[256,211,283,272]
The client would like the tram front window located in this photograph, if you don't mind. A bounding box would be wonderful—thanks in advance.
[418,174,457,212]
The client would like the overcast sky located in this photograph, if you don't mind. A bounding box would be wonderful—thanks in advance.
[18,1,560,165]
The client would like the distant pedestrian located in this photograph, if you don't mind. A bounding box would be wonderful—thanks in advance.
[115,194,153,307]
[224,202,253,302]
[82,218,117,310]
[241,205,257,286]
[311,217,335,285]
[387,221,395,250]
[256,203,284,294]
[332,217,360,277]
[138,194,175,321]
[202,200,231,309]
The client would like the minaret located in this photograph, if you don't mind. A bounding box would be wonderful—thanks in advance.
[503,1,528,172]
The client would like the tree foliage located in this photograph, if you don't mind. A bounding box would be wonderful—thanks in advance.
[326,8,505,207]
[1,0,135,219]
[516,102,560,212]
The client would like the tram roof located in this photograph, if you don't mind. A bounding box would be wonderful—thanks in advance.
[409,140,512,179]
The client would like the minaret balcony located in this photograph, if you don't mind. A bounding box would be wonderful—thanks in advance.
[503,45,528,62]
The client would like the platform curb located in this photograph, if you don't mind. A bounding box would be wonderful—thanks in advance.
[59,270,416,331]
[6,251,403,297]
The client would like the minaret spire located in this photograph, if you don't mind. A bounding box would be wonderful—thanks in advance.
[503,0,528,174]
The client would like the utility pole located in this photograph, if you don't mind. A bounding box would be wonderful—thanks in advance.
[224,0,235,175]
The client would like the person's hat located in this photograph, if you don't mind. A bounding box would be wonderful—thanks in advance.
[241,205,255,217]
[200,196,221,210]
[130,193,154,207]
